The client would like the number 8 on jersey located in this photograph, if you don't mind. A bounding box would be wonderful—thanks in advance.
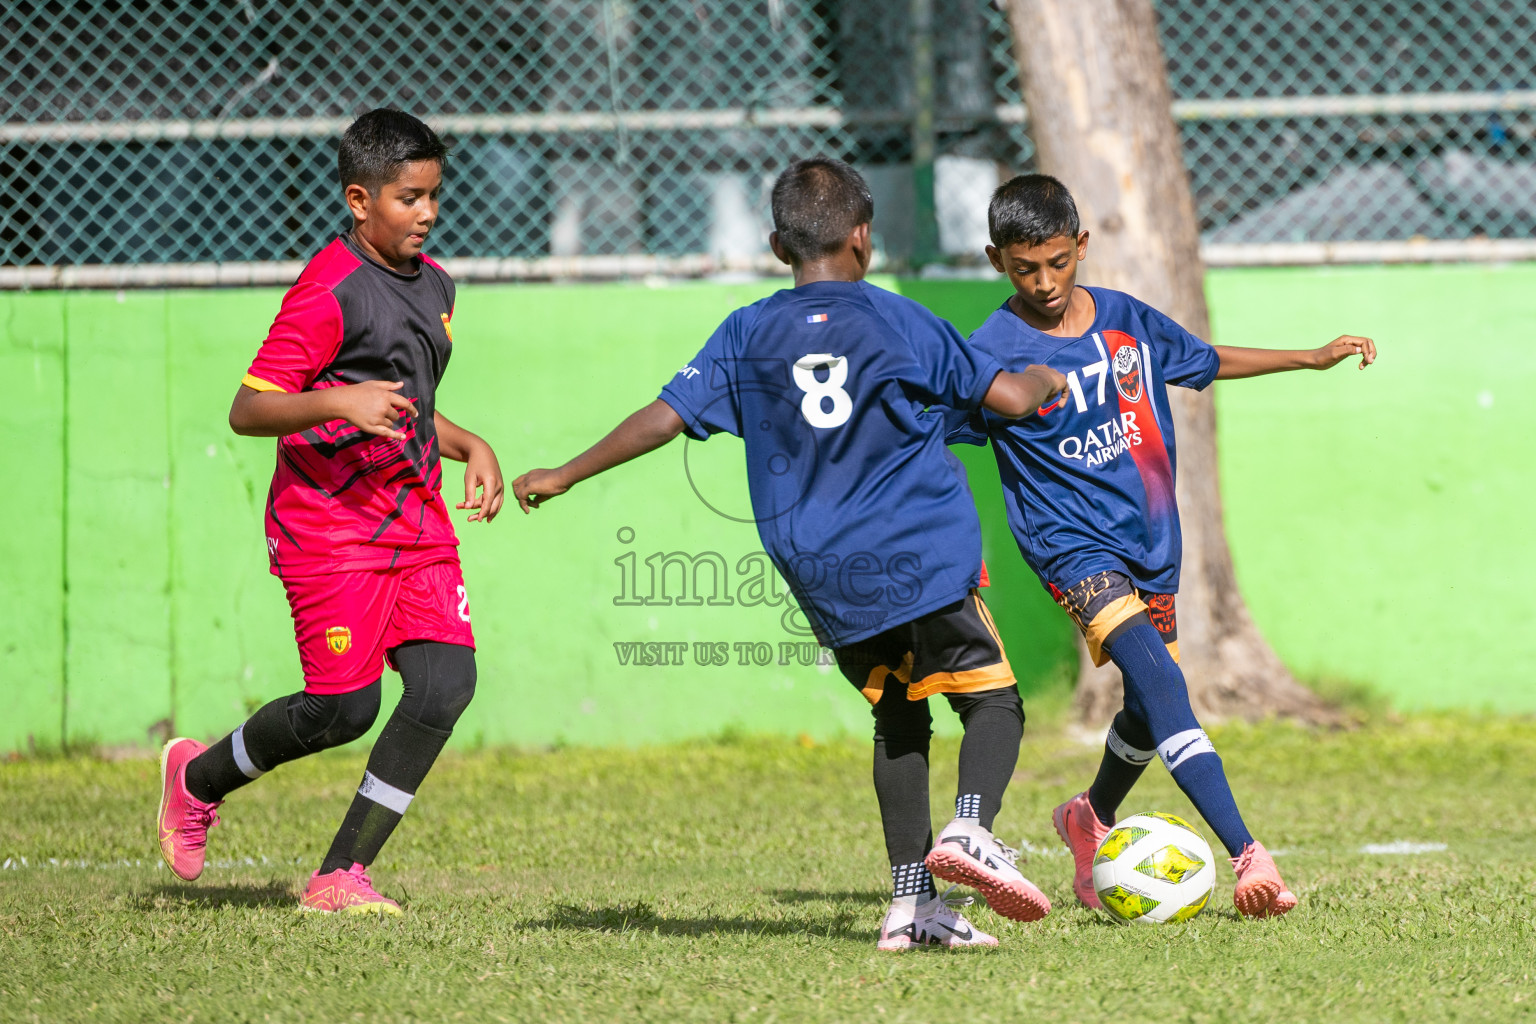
[794,353,853,428]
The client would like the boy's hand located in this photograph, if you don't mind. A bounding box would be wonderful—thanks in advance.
[330,380,419,440]
[512,468,572,513]
[1312,335,1377,370]
[982,363,1071,418]
[457,440,505,523]
[1026,363,1070,406]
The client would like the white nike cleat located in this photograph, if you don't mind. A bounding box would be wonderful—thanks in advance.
[925,818,1052,923]
[876,888,998,951]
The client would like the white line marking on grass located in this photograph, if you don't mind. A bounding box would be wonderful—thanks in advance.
[1015,840,1068,858]
[1359,841,1448,855]
[2,854,303,871]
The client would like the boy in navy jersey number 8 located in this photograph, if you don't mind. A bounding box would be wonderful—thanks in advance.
[954,175,1377,918]
[513,160,1068,950]
[156,110,505,914]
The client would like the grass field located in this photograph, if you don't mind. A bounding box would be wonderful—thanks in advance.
[3,713,1534,1023]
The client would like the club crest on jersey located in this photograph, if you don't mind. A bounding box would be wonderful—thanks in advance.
[1112,345,1143,403]
[325,626,352,656]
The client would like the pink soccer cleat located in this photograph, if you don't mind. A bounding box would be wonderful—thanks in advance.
[1053,791,1110,909]
[925,819,1051,923]
[1231,841,1298,918]
[299,864,403,916]
[157,737,221,881]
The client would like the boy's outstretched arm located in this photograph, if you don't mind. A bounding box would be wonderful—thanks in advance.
[436,410,504,524]
[981,364,1070,418]
[1214,335,1376,380]
[512,399,686,513]
[229,380,419,439]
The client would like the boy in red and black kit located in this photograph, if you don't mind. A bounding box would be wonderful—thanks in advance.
[156,110,504,914]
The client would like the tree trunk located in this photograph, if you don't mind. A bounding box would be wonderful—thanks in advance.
[1004,0,1339,725]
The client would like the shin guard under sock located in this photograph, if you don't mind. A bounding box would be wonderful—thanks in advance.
[946,686,1024,831]
[318,708,451,875]
[1107,622,1254,857]
[1162,734,1254,857]
[1087,710,1156,826]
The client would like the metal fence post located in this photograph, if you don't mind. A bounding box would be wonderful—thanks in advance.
[909,0,939,269]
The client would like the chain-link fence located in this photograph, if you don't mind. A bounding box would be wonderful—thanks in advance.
[3,1,1534,278]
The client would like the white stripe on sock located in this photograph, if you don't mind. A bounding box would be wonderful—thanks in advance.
[1158,728,1217,772]
[231,724,264,779]
[357,771,414,814]
[1106,725,1157,766]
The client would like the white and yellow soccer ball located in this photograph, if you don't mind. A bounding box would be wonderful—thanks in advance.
[1091,812,1216,924]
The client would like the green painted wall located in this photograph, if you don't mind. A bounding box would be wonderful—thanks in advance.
[1,265,1529,753]
[1,293,65,752]
[1209,264,1536,713]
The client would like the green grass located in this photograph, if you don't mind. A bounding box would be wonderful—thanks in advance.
[3,715,1535,1023]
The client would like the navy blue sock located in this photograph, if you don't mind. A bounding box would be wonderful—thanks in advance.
[1106,622,1255,858]
[1087,710,1156,826]
[1167,749,1252,858]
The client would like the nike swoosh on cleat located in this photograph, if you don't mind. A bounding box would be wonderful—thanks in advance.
[936,921,973,940]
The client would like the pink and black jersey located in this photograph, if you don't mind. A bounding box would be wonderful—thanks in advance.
[243,234,459,578]
[950,287,1220,593]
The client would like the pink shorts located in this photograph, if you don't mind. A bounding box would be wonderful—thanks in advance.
[284,558,476,694]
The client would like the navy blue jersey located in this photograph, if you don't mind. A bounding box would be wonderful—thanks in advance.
[659,280,1002,647]
[951,287,1219,593]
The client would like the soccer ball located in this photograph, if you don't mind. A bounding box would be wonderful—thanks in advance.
[1091,812,1216,924]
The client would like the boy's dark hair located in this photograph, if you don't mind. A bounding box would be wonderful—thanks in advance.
[338,109,448,195]
[988,174,1080,249]
[771,158,874,264]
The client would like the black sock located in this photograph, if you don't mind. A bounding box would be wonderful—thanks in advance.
[946,685,1024,831]
[318,710,451,875]
[1087,710,1156,826]
[871,684,935,896]
[184,682,381,804]
[317,642,476,875]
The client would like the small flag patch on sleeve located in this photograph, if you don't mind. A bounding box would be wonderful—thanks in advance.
[806,313,829,323]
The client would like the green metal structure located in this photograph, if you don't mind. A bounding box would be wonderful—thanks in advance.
[4,1,1534,273]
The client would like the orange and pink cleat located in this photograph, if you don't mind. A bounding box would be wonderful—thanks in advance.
[299,864,403,916]
[1052,791,1110,909]
[157,737,221,881]
[1231,840,1298,918]
[925,819,1051,923]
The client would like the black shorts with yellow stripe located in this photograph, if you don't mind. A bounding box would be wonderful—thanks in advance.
[832,590,1015,705]
[1047,570,1178,667]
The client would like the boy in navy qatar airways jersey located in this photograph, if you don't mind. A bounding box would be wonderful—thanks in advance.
[954,174,1377,919]
[512,159,1068,950]
[156,110,504,914]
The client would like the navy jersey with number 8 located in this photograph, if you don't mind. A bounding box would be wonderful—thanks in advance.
[659,280,1003,647]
